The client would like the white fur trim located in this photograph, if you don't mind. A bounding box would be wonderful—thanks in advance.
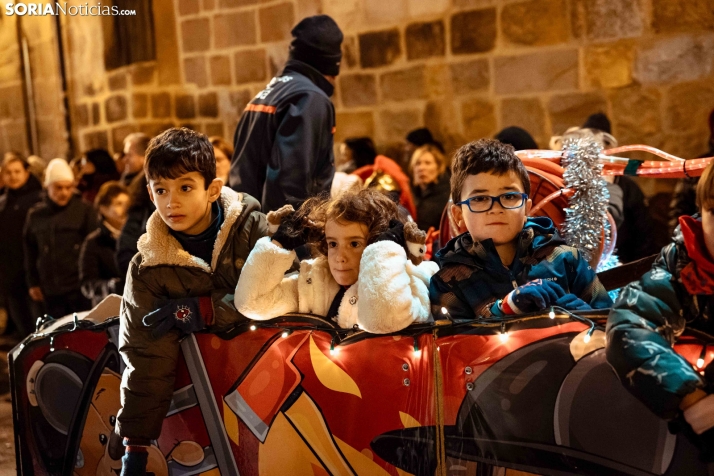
[356,241,433,334]
[138,187,244,272]
[406,241,426,259]
[684,394,714,435]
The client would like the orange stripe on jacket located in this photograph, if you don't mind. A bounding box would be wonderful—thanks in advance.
[244,104,277,114]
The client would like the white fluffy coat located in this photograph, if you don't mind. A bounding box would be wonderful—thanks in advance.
[234,236,439,333]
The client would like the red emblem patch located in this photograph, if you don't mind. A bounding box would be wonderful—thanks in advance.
[174,305,192,322]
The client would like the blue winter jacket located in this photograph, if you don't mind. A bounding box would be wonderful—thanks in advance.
[429,217,612,320]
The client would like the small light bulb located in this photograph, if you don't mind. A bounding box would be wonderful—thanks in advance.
[583,333,591,344]
[437,346,440,352]
[281,330,289,338]
[499,332,509,343]
[413,349,422,357]
[249,324,257,331]
[549,309,555,319]
[441,307,448,315]
[330,347,339,356]
[697,358,705,369]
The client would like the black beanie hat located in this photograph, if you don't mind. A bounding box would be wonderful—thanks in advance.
[406,128,435,147]
[288,15,343,77]
[495,126,539,150]
[582,112,612,134]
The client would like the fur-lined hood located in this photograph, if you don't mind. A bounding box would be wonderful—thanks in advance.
[137,187,244,272]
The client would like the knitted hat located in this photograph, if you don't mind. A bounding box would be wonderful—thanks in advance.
[582,112,612,134]
[44,158,74,186]
[406,128,434,147]
[288,15,343,77]
[495,126,539,150]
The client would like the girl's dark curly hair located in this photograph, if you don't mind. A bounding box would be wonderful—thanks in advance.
[296,189,400,256]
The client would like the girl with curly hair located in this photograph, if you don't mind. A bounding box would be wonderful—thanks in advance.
[235,189,438,333]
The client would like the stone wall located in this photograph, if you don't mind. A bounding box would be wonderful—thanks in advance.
[4,0,714,173]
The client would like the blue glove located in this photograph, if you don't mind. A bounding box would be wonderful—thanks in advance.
[121,450,147,476]
[142,297,214,339]
[492,279,565,315]
[555,293,592,311]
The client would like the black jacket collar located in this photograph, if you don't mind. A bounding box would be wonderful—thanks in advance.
[282,59,335,97]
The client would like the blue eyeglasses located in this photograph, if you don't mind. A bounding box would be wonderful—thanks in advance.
[456,192,528,213]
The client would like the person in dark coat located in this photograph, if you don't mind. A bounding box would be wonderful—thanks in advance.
[80,181,129,307]
[77,148,120,204]
[229,15,342,213]
[115,173,155,278]
[0,154,43,336]
[24,159,97,318]
[410,144,450,231]
[120,132,150,186]
[338,137,377,174]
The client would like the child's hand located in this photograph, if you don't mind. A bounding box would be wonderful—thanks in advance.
[496,279,566,315]
[271,209,311,251]
[267,204,295,234]
[554,293,592,311]
[142,297,214,338]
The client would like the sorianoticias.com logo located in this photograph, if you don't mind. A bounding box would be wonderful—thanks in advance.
[5,3,137,16]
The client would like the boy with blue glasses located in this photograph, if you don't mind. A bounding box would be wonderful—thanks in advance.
[429,139,611,320]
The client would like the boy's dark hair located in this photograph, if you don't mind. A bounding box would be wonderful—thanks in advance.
[450,139,530,203]
[144,128,215,189]
[94,180,128,209]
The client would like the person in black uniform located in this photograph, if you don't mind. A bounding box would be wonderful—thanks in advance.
[229,15,343,213]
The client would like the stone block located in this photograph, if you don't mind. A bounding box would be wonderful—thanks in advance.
[572,0,643,42]
[608,85,662,146]
[178,0,200,16]
[359,29,401,69]
[214,11,256,48]
[296,0,321,19]
[151,93,172,118]
[377,108,422,144]
[205,122,225,138]
[92,103,101,125]
[364,0,407,25]
[547,92,607,136]
[494,49,578,95]
[500,98,546,146]
[82,130,109,151]
[452,0,496,8]
[339,74,377,107]
[219,0,257,7]
[502,0,569,46]
[423,100,460,145]
[181,18,210,52]
[112,125,137,154]
[406,20,445,60]
[234,49,267,84]
[259,3,294,43]
[425,64,451,98]
[230,89,253,114]
[140,122,176,138]
[408,0,449,18]
[176,95,197,119]
[584,41,634,89]
[380,66,427,102]
[203,0,215,10]
[335,111,375,142]
[652,0,714,34]
[664,81,714,133]
[266,42,289,78]
[75,104,89,127]
[450,59,489,95]
[132,93,148,119]
[451,8,496,55]
[132,64,156,86]
[105,95,128,123]
[108,73,127,91]
[634,35,714,84]
[210,55,232,85]
[0,85,25,119]
[199,92,219,117]
[342,36,359,70]
[461,98,496,140]
[180,123,202,132]
[184,56,208,87]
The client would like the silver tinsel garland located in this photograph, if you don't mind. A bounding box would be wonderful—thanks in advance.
[561,131,610,264]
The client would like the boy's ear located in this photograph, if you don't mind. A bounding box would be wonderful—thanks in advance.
[451,203,463,227]
[207,178,223,202]
[147,184,155,204]
[525,198,532,218]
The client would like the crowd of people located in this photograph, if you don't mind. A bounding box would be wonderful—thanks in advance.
[2,13,714,475]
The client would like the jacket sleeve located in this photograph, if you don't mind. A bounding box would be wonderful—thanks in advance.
[606,244,703,419]
[267,93,334,211]
[79,236,113,303]
[83,203,99,236]
[234,236,299,320]
[357,241,439,334]
[231,115,267,201]
[116,259,180,440]
[23,213,40,289]
[428,268,478,321]
[564,246,613,309]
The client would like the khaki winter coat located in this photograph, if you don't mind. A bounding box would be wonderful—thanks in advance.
[117,188,267,439]
[235,236,439,334]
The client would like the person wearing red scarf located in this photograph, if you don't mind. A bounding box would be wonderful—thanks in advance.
[607,161,714,461]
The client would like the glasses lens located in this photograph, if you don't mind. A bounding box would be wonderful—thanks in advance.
[500,193,524,209]
[468,195,493,212]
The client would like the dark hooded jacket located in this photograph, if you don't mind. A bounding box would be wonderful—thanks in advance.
[79,221,123,307]
[412,172,451,231]
[23,194,98,297]
[229,59,335,213]
[430,217,612,320]
[0,174,42,294]
[606,216,714,419]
